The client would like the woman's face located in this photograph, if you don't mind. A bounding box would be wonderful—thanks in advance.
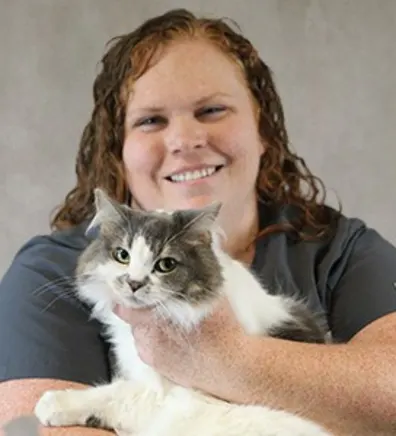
[123,38,264,218]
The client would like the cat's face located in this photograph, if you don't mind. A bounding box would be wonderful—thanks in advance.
[77,189,224,318]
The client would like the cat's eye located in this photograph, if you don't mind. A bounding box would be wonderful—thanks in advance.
[153,257,178,273]
[112,247,130,265]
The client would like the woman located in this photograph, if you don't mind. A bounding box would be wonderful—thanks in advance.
[1,8,396,435]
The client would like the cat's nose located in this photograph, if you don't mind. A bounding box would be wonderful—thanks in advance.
[127,279,144,293]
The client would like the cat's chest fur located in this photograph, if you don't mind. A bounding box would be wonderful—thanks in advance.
[86,251,299,393]
[95,307,167,391]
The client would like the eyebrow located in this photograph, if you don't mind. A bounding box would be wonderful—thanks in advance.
[127,92,232,117]
[194,92,232,105]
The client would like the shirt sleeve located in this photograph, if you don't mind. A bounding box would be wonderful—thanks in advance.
[327,223,396,342]
[0,234,111,385]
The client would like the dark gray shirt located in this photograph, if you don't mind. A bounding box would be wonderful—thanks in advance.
[1,203,396,385]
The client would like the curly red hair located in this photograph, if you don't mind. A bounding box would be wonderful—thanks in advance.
[51,8,340,240]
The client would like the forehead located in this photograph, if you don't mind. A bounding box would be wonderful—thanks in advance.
[127,39,249,110]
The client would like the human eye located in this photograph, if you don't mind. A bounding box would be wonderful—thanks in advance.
[196,105,227,119]
[134,115,167,130]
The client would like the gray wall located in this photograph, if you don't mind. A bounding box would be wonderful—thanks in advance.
[1,0,395,275]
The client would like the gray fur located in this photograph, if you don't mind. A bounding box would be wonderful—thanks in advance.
[77,188,328,342]
[268,303,328,343]
[77,189,224,311]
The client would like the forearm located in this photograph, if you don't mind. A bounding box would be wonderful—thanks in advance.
[228,338,396,435]
[0,379,113,435]
[3,420,111,436]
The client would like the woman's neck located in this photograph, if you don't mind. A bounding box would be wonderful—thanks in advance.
[219,204,259,265]
[131,196,259,264]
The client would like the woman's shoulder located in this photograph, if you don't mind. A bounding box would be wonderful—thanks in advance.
[254,201,396,310]
[303,205,394,268]
[7,221,92,278]
[260,200,382,255]
[15,220,91,256]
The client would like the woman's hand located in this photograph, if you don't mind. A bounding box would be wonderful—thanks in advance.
[114,299,255,399]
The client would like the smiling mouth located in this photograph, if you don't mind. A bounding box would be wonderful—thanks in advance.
[165,165,224,183]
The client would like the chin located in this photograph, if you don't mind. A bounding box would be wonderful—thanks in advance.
[178,196,220,210]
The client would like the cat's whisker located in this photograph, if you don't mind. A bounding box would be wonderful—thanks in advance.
[32,273,94,298]
[36,275,101,314]
[150,213,210,265]
[153,299,196,352]
[153,300,172,323]
[152,299,195,346]
[161,208,215,249]
[39,291,78,314]
[32,276,77,297]
[161,289,190,303]
[154,300,179,329]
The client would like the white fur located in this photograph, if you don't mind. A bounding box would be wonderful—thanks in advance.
[35,228,332,435]
[128,234,155,279]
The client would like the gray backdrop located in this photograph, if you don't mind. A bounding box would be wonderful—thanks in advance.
[1,0,395,275]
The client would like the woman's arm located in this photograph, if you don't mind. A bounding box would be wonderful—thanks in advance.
[229,312,396,436]
[0,379,113,435]
[116,223,396,435]
[212,224,396,434]
[123,303,396,436]
[0,232,113,433]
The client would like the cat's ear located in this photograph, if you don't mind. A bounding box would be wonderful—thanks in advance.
[179,201,222,233]
[86,188,124,235]
[196,201,222,226]
[93,188,121,215]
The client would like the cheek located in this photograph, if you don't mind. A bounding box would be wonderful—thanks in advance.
[146,275,177,297]
[148,276,166,295]
[122,133,164,179]
[219,137,262,175]
[213,116,263,163]
[97,264,128,291]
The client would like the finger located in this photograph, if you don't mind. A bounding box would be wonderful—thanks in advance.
[113,304,152,325]
[212,296,232,317]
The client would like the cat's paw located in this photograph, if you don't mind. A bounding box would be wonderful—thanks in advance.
[34,389,84,427]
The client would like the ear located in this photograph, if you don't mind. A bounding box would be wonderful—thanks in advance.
[93,188,121,215]
[86,188,124,235]
[178,201,222,234]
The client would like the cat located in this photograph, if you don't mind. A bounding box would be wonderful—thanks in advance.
[34,188,333,436]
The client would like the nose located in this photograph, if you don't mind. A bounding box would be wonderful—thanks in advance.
[127,279,144,293]
[165,116,207,154]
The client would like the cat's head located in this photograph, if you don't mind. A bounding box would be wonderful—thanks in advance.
[76,188,225,325]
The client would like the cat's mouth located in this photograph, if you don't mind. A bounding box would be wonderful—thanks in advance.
[122,288,166,310]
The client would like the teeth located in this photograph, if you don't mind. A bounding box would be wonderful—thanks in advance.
[169,166,218,182]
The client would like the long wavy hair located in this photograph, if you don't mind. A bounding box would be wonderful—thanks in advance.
[51,8,340,240]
